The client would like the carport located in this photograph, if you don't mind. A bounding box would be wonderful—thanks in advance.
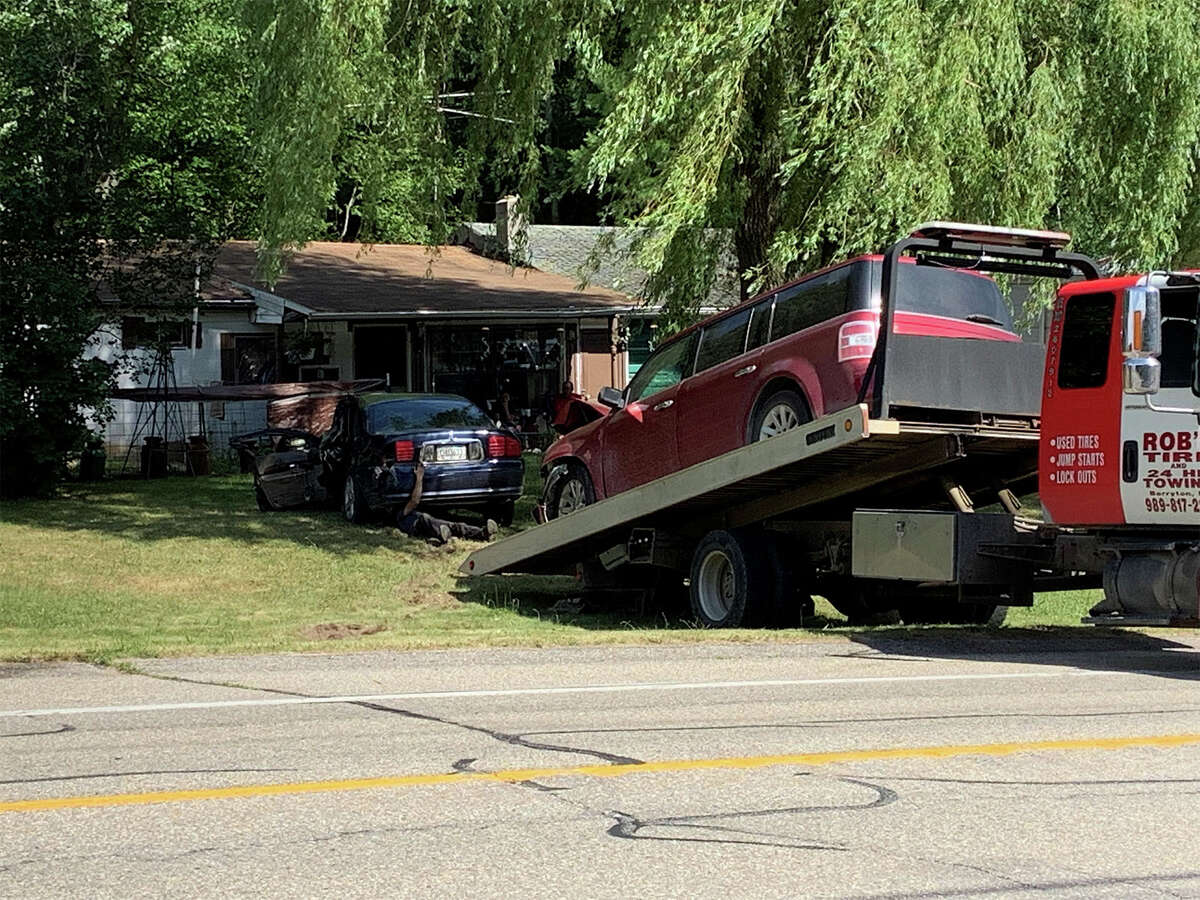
[108,379,382,475]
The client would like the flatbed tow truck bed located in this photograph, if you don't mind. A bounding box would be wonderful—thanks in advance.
[461,403,1039,577]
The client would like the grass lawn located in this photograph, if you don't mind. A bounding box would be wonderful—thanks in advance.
[0,464,1104,662]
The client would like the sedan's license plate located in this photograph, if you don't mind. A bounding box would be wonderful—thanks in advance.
[436,444,468,462]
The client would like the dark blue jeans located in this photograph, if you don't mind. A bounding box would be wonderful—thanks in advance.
[398,511,486,543]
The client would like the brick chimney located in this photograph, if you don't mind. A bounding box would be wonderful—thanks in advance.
[494,195,526,264]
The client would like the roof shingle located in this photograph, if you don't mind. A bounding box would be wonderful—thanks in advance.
[214,241,635,316]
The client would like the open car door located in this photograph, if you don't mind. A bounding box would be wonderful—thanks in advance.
[230,429,327,510]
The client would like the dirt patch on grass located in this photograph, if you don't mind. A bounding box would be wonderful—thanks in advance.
[300,622,389,640]
[395,574,458,608]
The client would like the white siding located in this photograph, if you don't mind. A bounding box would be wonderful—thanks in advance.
[92,308,274,464]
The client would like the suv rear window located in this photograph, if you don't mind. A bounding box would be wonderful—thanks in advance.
[366,398,493,433]
[887,264,1014,330]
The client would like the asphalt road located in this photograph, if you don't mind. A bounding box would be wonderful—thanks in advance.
[3,631,1200,899]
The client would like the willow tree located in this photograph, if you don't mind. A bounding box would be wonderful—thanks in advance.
[250,0,1200,320]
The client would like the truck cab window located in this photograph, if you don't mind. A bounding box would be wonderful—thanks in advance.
[1159,288,1199,396]
[1057,293,1115,389]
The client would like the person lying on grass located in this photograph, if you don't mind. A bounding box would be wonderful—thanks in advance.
[397,461,498,545]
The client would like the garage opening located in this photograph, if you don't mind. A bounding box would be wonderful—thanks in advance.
[353,326,408,388]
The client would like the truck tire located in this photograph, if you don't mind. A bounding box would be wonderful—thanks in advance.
[546,464,595,519]
[688,529,770,627]
[750,389,811,442]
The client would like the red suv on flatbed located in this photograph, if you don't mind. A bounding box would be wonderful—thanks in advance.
[542,255,1021,518]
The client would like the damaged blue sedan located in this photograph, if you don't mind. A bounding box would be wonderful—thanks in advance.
[238,393,525,526]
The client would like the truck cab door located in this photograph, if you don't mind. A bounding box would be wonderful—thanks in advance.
[1119,288,1200,524]
[1039,291,1125,524]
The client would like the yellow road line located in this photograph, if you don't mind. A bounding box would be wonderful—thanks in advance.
[4,732,1199,815]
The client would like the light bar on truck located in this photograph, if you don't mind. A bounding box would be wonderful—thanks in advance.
[910,221,1072,251]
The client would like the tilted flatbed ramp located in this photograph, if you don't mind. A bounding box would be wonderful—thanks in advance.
[461,404,1039,577]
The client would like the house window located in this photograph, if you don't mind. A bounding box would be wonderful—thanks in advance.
[427,324,566,421]
[122,316,200,350]
[220,333,277,384]
[299,365,341,382]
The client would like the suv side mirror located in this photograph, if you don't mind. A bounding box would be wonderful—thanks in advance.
[1122,284,1162,395]
[597,386,624,409]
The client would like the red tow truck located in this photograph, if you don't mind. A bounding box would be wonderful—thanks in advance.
[462,223,1200,628]
[1038,270,1199,623]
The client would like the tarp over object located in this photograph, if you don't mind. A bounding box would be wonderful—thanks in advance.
[111,379,385,403]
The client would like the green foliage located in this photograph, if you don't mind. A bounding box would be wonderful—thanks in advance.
[0,0,255,497]
[247,0,611,283]
[250,0,1200,327]
[1,2,120,496]
[581,0,1200,321]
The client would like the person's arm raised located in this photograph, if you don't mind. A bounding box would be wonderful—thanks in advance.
[402,461,425,517]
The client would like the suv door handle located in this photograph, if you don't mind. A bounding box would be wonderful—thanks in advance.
[652,399,674,411]
[734,365,757,377]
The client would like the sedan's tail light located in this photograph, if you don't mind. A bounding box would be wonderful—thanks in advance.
[486,434,523,458]
[394,439,415,461]
[838,321,877,362]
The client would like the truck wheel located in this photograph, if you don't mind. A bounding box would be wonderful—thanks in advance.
[342,473,368,524]
[750,389,811,442]
[688,530,768,627]
[547,465,594,519]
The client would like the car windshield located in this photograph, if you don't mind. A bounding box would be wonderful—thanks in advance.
[365,398,493,433]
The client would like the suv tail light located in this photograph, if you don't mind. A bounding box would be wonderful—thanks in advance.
[394,439,415,461]
[838,321,876,362]
[486,434,523,458]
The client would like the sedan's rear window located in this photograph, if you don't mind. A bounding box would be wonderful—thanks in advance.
[366,398,493,433]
